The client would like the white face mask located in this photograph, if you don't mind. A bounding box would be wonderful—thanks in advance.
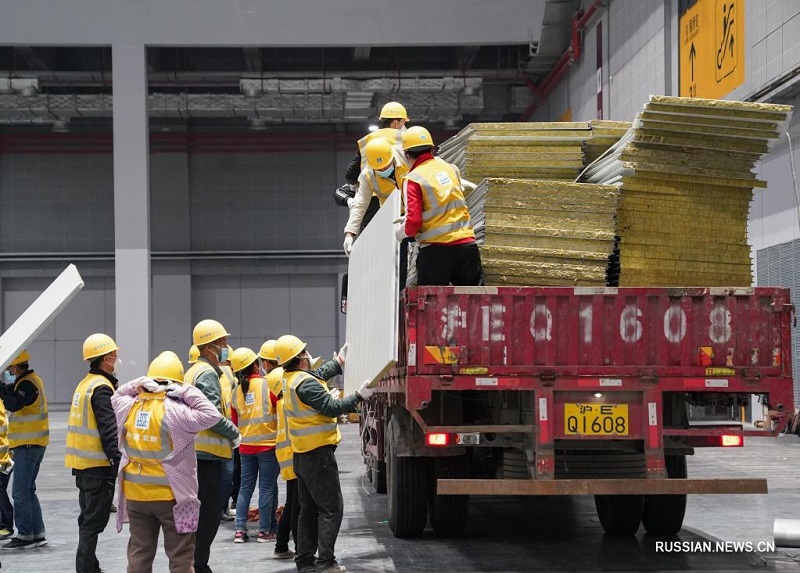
[2,370,14,384]
[105,356,120,374]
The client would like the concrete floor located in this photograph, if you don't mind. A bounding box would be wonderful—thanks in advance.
[2,412,799,572]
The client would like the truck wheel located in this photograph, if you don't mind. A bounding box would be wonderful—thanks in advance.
[429,455,469,537]
[386,425,428,538]
[642,455,688,535]
[372,460,387,494]
[594,495,644,535]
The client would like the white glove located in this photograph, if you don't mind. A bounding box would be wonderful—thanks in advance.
[334,342,349,366]
[343,235,354,256]
[461,178,478,192]
[346,197,354,209]
[328,387,342,401]
[394,216,408,243]
[356,379,375,401]
[232,434,241,449]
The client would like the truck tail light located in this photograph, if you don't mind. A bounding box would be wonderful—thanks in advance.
[426,433,452,446]
[721,435,743,447]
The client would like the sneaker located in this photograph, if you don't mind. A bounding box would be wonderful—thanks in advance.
[273,549,295,559]
[110,503,117,513]
[318,565,346,573]
[2,537,38,550]
[233,530,249,543]
[221,510,234,522]
[32,537,47,547]
[257,531,276,543]
[0,528,12,540]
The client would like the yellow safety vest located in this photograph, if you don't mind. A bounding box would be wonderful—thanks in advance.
[275,397,296,481]
[360,147,411,205]
[65,374,114,470]
[0,401,10,466]
[404,158,475,245]
[122,392,174,502]
[234,376,277,448]
[220,365,236,419]
[8,372,49,448]
[184,361,232,459]
[357,128,404,171]
[284,371,340,454]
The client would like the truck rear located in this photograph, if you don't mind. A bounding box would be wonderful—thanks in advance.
[360,285,795,538]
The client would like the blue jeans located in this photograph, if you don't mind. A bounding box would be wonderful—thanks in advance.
[235,449,279,532]
[11,446,45,540]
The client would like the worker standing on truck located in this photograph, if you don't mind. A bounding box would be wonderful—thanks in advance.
[183,319,241,573]
[0,350,48,550]
[66,333,122,573]
[395,126,484,286]
[274,334,372,573]
[334,102,409,232]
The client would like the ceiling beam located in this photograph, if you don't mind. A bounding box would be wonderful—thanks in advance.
[243,47,262,72]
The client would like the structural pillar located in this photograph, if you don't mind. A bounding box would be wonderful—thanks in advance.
[112,43,151,378]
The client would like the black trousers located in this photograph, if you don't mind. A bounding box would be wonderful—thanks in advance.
[275,478,298,553]
[416,242,484,286]
[0,470,12,530]
[230,448,241,509]
[195,459,223,573]
[75,473,115,573]
[293,447,343,573]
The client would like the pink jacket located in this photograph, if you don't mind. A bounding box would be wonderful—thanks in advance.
[111,377,222,534]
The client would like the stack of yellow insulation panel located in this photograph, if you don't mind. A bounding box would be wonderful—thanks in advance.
[579,95,792,287]
[437,122,591,181]
[467,178,620,285]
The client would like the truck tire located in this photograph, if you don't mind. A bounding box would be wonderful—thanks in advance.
[642,455,688,535]
[594,495,644,535]
[429,455,469,537]
[372,460,387,494]
[386,423,428,538]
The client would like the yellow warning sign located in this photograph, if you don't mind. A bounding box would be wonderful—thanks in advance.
[680,0,745,99]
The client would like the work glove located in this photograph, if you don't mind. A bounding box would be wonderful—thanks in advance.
[328,387,342,401]
[166,384,184,400]
[333,183,356,207]
[334,342,349,366]
[346,197,354,209]
[0,459,13,475]
[232,434,241,449]
[356,379,375,401]
[343,235,354,256]
[394,216,408,243]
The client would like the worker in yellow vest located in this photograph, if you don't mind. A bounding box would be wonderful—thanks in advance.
[395,126,484,286]
[66,333,122,573]
[228,347,279,543]
[275,335,372,573]
[335,101,409,231]
[187,345,199,365]
[112,351,224,573]
[0,397,13,540]
[219,345,237,523]
[0,350,48,550]
[183,319,240,573]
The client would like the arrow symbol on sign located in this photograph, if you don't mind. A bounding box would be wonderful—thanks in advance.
[689,42,696,81]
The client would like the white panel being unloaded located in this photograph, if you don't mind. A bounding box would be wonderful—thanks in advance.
[343,191,401,394]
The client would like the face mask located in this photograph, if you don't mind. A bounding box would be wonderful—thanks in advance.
[399,123,408,132]
[219,346,230,363]
[376,165,395,179]
[2,370,14,384]
[105,356,119,374]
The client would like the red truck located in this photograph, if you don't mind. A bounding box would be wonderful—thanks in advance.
[359,285,795,538]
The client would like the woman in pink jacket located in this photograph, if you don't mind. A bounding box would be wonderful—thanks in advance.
[111,351,226,573]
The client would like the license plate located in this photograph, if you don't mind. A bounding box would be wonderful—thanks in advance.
[564,403,629,436]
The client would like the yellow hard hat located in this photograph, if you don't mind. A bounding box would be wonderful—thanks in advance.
[192,319,230,346]
[258,339,278,362]
[274,334,307,366]
[82,333,120,361]
[231,347,257,373]
[402,126,434,151]
[146,351,184,384]
[266,367,285,396]
[9,350,30,366]
[188,345,199,364]
[364,138,394,172]
[380,101,409,121]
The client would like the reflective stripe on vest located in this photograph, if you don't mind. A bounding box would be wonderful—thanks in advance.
[65,374,115,470]
[284,371,340,454]
[0,401,10,465]
[404,158,475,245]
[122,393,174,502]
[8,373,49,448]
[185,360,232,459]
[219,366,236,419]
[235,376,276,447]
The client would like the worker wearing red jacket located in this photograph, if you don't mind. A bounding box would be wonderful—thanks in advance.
[395,126,484,286]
